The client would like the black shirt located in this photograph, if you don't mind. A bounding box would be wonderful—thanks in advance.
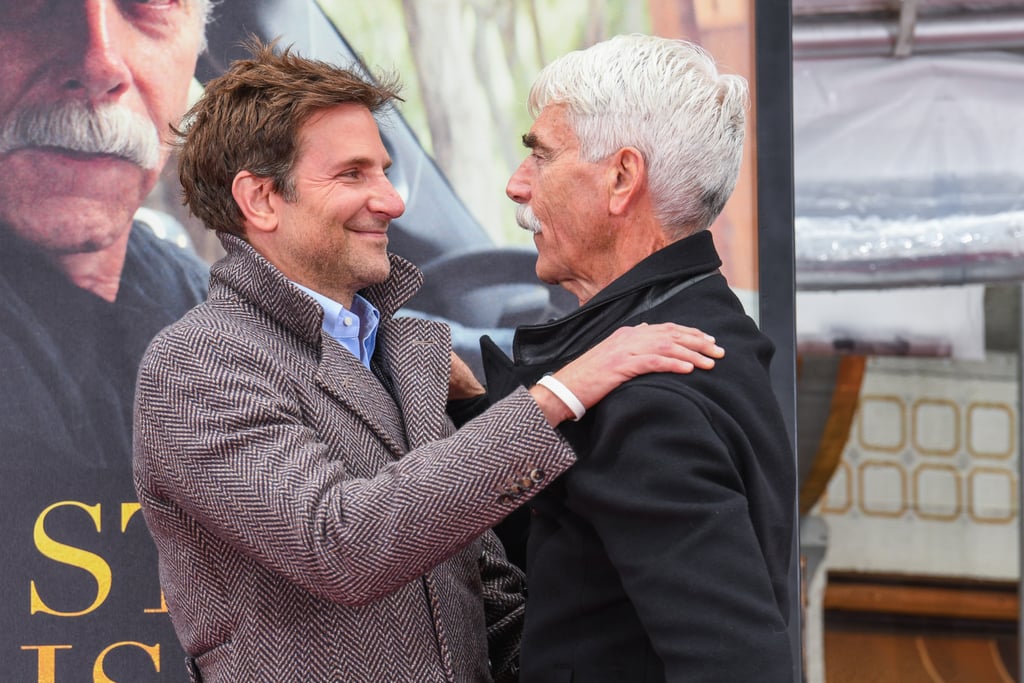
[0,222,208,468]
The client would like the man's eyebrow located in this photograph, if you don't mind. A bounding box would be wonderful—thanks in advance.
[328,156,392,173]
[522,132,542,150]
[330,156,370,170]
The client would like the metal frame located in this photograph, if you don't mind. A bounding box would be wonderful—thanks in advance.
[1018,284,1023,679]
[754,1,802,680]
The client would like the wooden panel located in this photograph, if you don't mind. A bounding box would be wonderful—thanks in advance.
[822,576,1019,682]
[825,630,1017,683]
[825,582,1018,622]
[798,354,867,513]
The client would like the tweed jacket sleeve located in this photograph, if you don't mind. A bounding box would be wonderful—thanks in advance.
[133,315,575,609]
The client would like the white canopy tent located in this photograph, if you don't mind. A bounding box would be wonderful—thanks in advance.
[790,2,1024,359]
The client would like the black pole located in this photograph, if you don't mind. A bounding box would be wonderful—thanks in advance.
[1018,283,1023,680]
[754,1,801,681]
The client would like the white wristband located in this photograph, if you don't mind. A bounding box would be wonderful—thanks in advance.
[536,373,586,422]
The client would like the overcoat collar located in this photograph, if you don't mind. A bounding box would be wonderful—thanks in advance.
[511,230,722,365]
[210,232,447,458]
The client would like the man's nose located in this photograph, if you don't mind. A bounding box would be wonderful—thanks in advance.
[369,178,406,220]
[61,0,133,102]
[506,161,532,204]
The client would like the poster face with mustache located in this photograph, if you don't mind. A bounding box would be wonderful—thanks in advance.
[0,0,208,679]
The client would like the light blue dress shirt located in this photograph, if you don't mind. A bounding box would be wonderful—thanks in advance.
[293,283,380,369]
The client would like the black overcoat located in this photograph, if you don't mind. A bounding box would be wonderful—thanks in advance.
[484,230,796,683]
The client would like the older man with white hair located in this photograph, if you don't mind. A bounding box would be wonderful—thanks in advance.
[0,0,212,466]
[487,34,797,681]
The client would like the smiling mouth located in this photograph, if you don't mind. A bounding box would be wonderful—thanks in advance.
[349,221,390,236]
[351,230,389,243]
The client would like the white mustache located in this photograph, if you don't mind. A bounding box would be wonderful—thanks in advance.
[0,101,161,170]
[515,203,543,234]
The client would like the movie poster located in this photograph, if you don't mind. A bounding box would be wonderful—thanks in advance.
[0,1,760,679]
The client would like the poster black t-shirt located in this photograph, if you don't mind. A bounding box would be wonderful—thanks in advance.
[0,222,208,467]
[0,222,208,681]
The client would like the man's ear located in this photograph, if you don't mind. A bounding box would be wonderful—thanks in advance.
[231,170,278,234]
[608,147,647,216]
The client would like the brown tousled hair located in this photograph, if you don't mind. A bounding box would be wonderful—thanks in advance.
[175,37,402,236]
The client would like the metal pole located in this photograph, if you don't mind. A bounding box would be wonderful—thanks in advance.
[755,0,801,680]
[1017,282,1023,679]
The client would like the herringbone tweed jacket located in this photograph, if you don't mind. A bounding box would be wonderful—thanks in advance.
[133,233,575,682]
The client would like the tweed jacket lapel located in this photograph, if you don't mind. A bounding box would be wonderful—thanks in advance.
[360,245,453,452]
[375,316,453,450]
[214,232,436,460]
[314,338,409,459]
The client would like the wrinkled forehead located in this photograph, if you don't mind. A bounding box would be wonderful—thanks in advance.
[531,104,581,144]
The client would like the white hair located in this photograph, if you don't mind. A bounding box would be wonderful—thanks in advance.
[528,34,748,237]
[197,0,215,25]
[195,0,219,54]
[516,202,543,234]
[0,101,161,170]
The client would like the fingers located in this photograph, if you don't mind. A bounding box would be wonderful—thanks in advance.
[548,322,723,412]
[673,330,723,369]
[617,322,724,368]
[667,327,723,371]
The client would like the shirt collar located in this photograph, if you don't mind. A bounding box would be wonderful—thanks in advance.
[290,283,381,368]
